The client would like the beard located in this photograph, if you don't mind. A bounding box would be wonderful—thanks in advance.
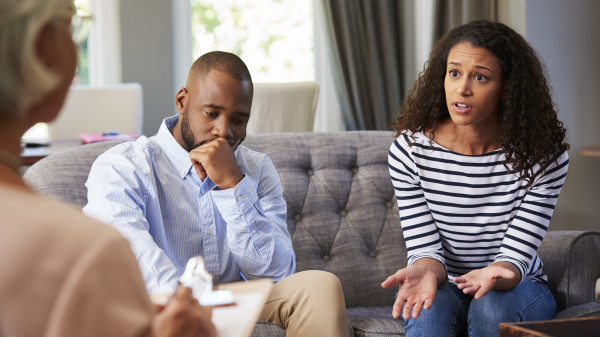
[179,108,244,152]
[180,109,203,152]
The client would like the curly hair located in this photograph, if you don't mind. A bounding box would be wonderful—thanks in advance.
[391,20,569,185]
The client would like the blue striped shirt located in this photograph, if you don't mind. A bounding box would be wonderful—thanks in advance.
[83,115,296,294]
[388,131,569,283]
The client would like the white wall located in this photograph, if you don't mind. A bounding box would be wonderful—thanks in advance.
[120,0,177,136]
[526,0,600,231]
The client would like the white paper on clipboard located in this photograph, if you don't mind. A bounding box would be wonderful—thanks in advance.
[150,279,273,337]
[213,279,273,337]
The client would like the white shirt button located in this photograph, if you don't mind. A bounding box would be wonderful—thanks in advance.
[252,229,256,234]
[180,170,185,175]
[237,196,243,201]
[207,230,213,235]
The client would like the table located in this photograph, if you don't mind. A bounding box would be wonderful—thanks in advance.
[580,145,600,159]
[20,139,81,166]
[499,316,600,337]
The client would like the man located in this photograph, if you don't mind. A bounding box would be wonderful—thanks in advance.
[83,51,348,336]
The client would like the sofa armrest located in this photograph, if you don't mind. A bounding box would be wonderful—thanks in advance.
[538,230,600,312]
[554,302,600,319]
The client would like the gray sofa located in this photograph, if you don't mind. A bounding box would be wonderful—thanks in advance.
[23,131,600,336]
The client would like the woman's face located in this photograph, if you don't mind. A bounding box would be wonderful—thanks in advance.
[444,42,504,132]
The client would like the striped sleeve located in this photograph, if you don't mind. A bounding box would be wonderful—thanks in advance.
[388,135,446,269]
[495,150,569,281]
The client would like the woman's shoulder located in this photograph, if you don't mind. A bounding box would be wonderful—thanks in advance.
[394,130,430,146]
[392,130,439,155]
[0,185,153,336]
[0,185,126,248]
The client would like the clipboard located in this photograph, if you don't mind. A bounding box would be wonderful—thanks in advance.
[150,279,273,337]
[214,279,273,337]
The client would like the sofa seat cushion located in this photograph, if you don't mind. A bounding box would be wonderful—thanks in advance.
[347,306,394,319]
[347,306,404,336]
[349,317,404,337]
[554,302,600,319]
[251,320,356,336]
[250,322,285,337]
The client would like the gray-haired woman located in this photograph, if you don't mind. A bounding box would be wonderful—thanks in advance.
[0,1,215,336]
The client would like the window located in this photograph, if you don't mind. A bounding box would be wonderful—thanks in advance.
[190,0,314,82]
[73,0,92,84]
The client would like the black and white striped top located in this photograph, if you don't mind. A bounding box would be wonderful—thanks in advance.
[388,131,569,283]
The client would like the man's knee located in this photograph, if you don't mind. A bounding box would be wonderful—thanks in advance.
[292,270,343,295]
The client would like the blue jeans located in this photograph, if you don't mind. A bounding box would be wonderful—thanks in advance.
[402,281,556,337]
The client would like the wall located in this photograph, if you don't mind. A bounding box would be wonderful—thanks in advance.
[497,0,526,37]
[526,0,600,231]
[120,0,176,135]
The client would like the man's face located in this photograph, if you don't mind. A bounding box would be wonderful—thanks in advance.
[177,69,253,152]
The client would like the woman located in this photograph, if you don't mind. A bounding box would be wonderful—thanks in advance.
[382,20,569,337]
[0,1,215,336]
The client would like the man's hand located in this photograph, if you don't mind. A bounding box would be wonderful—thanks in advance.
[152,286,217,337]
[381,265,438,320]
[453,263,518,300]
[189,137,244,189]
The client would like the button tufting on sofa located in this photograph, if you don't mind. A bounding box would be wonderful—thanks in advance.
[352,167,358,174]
[386,202,393,209]
[322,255,330,261]
[294,215,302,221]
[306,169,313,176]
[369,251,377,258]
[339,210,347,217]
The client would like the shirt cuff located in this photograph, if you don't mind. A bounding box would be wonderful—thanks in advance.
[211,174,259,219]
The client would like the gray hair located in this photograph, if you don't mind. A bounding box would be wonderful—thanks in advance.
[0,0,73,116]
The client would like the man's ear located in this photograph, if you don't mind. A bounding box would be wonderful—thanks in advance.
[175,87,188,113]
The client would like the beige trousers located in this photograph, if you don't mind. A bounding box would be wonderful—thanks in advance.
[258,270,350,337]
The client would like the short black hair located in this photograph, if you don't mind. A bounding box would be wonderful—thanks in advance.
[190,51,253,85]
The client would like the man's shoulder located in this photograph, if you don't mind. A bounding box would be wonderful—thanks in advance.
[235,145,272,173]
[236,144,268,161]
[96,135,160,164]
[103,135,155,153]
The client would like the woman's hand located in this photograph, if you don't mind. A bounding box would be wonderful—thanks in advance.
[381,260,446,320]
[152,286,217,337]
[453,262,519,300]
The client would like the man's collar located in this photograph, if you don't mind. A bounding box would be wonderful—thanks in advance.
[157,115,193,179]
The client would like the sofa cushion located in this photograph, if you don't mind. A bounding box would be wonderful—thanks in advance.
[249,322,284,337]
[554,302,600,319]
[243,131,407,308]
[349,316,404,337]
[23,140,125,207]
[538,231,600,311]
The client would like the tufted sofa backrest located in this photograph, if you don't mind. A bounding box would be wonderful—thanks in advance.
[24,131,408,308]
[243,131,407,308]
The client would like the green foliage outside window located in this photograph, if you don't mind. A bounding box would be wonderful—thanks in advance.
[190,0,314,82]
[74,0,91,84]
